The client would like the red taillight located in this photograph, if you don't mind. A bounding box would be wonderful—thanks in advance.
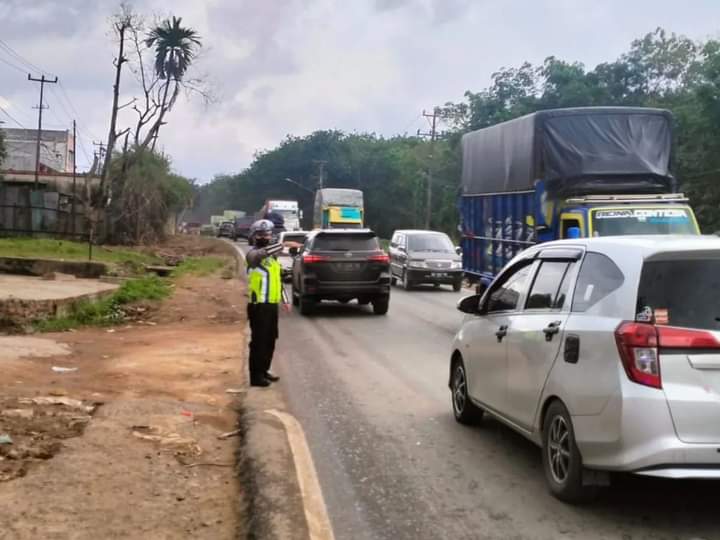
[367,252,389,263]
[303,254,329,264]
[657,326,720,349]
[615,322,661,389]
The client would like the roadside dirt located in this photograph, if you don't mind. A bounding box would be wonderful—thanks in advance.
[0,260,250,539]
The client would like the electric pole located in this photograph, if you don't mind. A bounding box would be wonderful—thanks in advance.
[93,141,107,162]
[28,73,58,188]
[313,159,327,189]
[418,107,440,229]
[71,120,77,235]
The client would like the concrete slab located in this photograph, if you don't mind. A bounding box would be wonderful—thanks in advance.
[0,336,71,361]
[0,275,118,301]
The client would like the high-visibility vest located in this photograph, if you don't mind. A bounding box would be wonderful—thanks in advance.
[247,255,282,304]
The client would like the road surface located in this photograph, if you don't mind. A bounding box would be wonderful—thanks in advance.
[240,242,719,540]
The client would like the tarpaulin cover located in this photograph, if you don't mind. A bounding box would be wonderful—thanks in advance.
[461,107,675,195]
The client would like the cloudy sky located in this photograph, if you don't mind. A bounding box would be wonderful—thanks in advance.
[1,0,719,181]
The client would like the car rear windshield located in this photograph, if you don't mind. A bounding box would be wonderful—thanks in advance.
[408,234,454,253]
[591,207,696,236]
[312,233,379,251]
[283,233,307,243]
[637,258,720,331]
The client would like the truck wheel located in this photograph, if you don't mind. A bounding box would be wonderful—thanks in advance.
[372,296,389,315]
[453,280,462,292]
[299,295,315,316]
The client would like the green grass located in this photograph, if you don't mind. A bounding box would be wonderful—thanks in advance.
[35,276,171,333]
[171,256,229,278]
[0,238,161,268]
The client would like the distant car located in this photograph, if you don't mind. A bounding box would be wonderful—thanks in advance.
[291,229,391,316]
[217,221,235,239]
[279,231,308,254]
[389,230,463,291]
[450,235,720,503]
[233,217,254,240]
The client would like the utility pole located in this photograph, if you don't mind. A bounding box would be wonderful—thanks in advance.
[71,120,77,235]
[313,160,327,189]
[28,73,58,188]
[93,141,107,163]
[418,108,440,229]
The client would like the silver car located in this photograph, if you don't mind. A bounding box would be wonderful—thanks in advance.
[449,235,720,503]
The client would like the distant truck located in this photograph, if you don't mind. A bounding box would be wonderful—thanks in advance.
[459,107,700,282]
[223,209,246,221]
[257,200,301,231]
[313,188,364,229]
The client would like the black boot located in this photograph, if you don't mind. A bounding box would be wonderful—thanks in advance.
[250,377,271,387]
[265,371,280,382]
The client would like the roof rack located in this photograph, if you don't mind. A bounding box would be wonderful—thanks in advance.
[565,193,688,204]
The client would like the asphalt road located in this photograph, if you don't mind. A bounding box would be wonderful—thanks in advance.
[240,243,720,540]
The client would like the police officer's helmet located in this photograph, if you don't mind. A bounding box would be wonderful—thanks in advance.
[250,219,274,237]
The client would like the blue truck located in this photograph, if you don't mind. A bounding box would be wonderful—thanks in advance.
[458,107,700,282]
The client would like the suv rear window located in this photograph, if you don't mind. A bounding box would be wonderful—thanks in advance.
[637,258,720,331]
[312,234,379,251]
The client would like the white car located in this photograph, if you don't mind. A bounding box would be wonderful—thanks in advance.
[279,231,308,254]
[450,235,720,502]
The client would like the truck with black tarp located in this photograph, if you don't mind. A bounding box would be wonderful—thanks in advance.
[459,106,700,282]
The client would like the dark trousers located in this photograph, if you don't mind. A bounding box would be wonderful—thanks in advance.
[247,302,279,382]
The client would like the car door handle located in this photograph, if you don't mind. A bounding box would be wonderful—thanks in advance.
[495,325,508,343]
[543,321,562,342]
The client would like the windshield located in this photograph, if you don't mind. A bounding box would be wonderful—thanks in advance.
[313,234,379,251]
[638,258,720,331]
[408,233,455,253]
[273,208,298,217]
[592,207,697,237]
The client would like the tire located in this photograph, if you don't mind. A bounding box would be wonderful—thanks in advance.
[541,400,597,504]
[372,296,389,315]
[391,275,398,286]
[291,284,299,307]
[453,280,462,292]
[299,295,315,316]
[450,357,483,425]
[402,269,412,291]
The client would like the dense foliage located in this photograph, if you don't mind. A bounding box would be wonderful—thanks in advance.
[195,28,720,237]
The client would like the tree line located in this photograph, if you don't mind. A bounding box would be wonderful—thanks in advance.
[194,28,720,238]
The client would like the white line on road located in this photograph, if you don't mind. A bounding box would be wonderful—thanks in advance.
[265,408,336,540]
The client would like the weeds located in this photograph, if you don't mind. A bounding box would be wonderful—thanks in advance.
[171,256,229,278]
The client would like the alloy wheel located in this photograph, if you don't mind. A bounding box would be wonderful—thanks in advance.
[452,365,467,415]
[548,415,571,484]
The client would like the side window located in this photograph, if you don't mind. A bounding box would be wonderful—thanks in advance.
[526,261,572,310]
[572,252,624,312]
[487,263,534,313]
[398,234,405,249]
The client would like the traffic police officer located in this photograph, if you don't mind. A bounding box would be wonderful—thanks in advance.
[246,219,284,387]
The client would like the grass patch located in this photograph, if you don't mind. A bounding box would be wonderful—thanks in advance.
[35,276,171,333]
[171,256,228,278]
[0,238,161,268]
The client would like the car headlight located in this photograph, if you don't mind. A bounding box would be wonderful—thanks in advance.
[451,261,462,269]
[408,260,427,269]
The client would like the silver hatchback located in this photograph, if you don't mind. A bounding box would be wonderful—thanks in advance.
[449,236,720,503]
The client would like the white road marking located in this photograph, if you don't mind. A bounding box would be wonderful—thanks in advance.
[265,408,336,540]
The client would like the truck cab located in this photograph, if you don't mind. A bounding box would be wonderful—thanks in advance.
[313,188,364,229]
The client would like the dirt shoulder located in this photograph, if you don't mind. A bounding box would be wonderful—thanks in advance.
[0,268,249,539]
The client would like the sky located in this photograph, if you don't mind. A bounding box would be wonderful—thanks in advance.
[1,0,719,181]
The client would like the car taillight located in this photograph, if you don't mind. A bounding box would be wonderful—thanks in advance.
[303,254,329,264]
[367,253,389,263]
[615,322,661,389]
[657,326,720,349]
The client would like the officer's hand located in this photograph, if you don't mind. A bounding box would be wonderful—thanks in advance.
[283,241,303,249]
[281,303,292,313]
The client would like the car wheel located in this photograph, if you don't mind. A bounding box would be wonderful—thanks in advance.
[391,275,398,286]
[542,400,597,504]
[299,295,315,316]
[372,296,389,315]
[291,284,299,307]
[453,280,462,292]
[450,357,483,425]
[402,269,412,290]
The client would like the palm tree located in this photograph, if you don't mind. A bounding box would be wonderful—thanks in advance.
[142,17,201,148]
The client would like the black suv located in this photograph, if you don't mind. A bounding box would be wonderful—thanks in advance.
[291,229,391,316]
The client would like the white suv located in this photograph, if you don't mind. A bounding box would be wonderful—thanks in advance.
[450,236,720,502]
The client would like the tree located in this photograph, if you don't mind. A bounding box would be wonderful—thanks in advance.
[142,16,202,149]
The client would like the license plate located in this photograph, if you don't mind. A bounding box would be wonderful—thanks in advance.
[337,263,361,271]
[431,272,448,277]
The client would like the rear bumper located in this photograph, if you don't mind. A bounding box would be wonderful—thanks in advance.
[406,268,463,284]
[572,382,720,476]
[303,276,391,299]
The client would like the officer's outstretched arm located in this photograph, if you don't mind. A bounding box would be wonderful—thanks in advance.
[246,243,283,267]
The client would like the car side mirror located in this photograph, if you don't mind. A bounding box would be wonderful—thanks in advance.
[457,294,482,315]
[289,247,299,257]
[455,246,462,256]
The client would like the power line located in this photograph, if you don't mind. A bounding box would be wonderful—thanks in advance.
[0,39,54,77]
[0,104,26,128]
[0,55,27,75]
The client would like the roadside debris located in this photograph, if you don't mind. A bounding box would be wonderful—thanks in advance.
[0,435,13,445]
[51,366,79,373]
[217,429,241,440]
[225,388,243,394]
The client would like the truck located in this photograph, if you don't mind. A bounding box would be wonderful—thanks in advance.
[313,188,364,229]
[459,107,700,282]
[257,200,302,231]
[223,209,246,221]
